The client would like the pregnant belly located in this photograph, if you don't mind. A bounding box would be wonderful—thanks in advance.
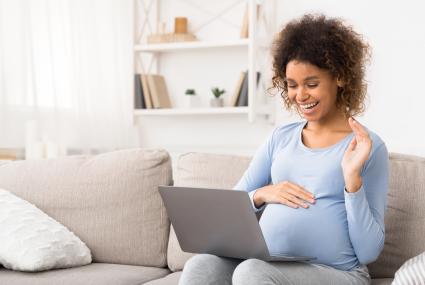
[259,200,356,265]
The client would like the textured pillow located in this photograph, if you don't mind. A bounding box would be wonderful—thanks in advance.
[0,189,92,272]
[392,252,425,285]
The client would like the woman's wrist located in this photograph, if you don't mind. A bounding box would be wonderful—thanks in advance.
[253,187,266,208]
[344,175,363,193]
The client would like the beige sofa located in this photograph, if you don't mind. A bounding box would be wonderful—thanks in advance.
[0,148,424,285]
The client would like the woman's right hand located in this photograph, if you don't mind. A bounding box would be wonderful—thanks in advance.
[253,181,315,209]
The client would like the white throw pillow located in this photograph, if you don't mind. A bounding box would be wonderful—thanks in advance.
[0,189,92,272]
[392,252,425,285]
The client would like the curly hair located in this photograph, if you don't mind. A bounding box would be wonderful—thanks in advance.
[271,14,371,117]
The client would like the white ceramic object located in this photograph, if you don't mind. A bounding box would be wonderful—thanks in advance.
[184,95,201,108]
[210,97,224,107]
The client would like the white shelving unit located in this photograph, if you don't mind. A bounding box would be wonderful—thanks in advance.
[133,0,276,123]
[134,106,249,116]
[134,39,249,52]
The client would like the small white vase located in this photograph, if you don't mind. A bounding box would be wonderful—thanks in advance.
[210,97,224,107]
[184,95,200,108]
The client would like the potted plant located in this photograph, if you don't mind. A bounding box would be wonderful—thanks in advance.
[184,88,200,108]
[210,87,225,107]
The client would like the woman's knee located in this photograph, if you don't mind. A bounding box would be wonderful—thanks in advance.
[183,254,218,270]
[232,259,286,285]
[179,254,236,285]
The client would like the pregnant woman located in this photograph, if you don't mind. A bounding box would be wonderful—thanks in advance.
[179,14,388,285]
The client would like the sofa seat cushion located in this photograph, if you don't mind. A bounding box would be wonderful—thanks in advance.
[0,149,172,267]
[0,263,170,285]
[144,271,182,285]
[371,278,394,285]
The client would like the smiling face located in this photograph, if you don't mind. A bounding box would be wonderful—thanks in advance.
[286,60,343,124]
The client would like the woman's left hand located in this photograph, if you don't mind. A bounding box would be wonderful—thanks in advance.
[341,117,372,192]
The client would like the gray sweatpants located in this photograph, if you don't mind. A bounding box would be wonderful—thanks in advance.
[178,254,371,285]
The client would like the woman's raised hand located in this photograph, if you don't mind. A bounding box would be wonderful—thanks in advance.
[253,181,315,209]
[341,117,372,192]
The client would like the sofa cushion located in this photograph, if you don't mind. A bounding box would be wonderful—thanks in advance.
[0,189,91,272]
[368,153,425,278]
[0,149,172,267]
[167,152,251,271]
[144,271,182,285]
[0,263,170,285]
[371,278,393,285]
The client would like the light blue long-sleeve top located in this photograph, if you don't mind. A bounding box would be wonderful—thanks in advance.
[233,120,389,271]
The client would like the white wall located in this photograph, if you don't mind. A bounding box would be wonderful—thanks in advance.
[274,0,425,156]
[137,0,425,161]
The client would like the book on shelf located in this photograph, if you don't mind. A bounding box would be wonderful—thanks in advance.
[0,148,21,160]
[240,3,261,38]
[236,72,248,106]
[230,71,247,106]
[140,74,153,109]
[240,4,249,38]
[236,71,261,107]
[147,74,172,109]
[134,74,146,109]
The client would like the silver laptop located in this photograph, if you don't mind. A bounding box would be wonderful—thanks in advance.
[158,185,316,262]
